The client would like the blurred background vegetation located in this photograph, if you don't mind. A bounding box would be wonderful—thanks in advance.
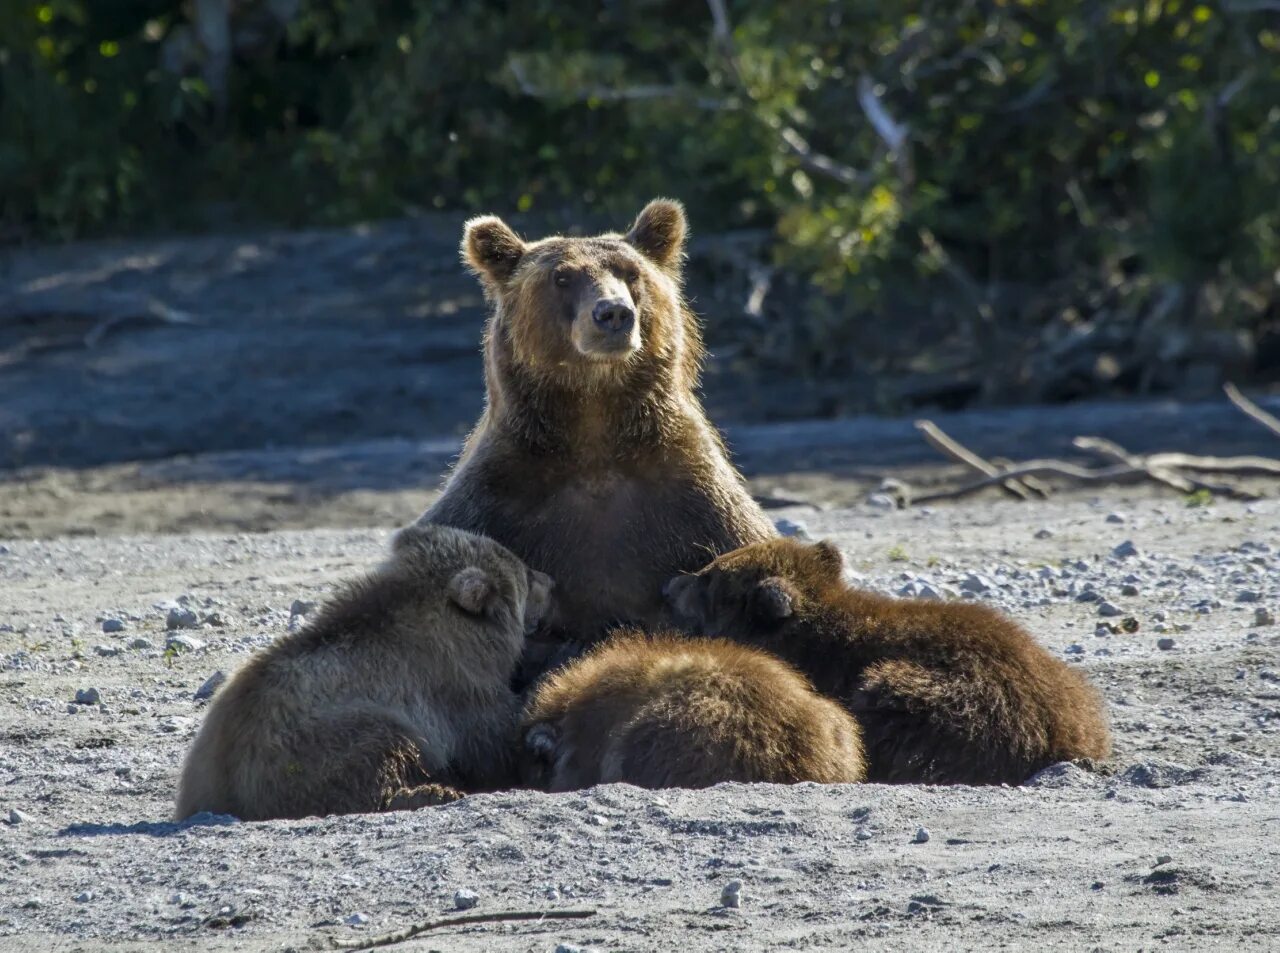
[2,0,1278,409]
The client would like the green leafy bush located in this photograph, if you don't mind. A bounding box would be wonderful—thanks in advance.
[2,0,1277,400]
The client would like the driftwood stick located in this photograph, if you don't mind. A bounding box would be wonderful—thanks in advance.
[1224,382,1280,441]
[911,461,1147,504]
[914,420,1045,500]
[329,909,598,951]
[1070,436,1200,495]
[1073,437,1262,500]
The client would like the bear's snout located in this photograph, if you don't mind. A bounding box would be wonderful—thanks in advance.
[592,299,636,334]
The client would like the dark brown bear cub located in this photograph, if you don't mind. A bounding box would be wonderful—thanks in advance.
[520,630,865,791]
[665,538,1111,785]
[411,200,775,677]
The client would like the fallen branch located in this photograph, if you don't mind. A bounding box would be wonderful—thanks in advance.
[914,420,1046,500]
[1071,437,1256,500]
[910,460,1149,504]
[329,908,597,951]
[1224,382,1280,441]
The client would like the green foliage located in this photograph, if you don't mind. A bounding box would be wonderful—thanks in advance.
[2,0,1277,394]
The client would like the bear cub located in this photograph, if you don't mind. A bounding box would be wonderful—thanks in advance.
[174,524,553,821]
[520,630,865,791]
[665,538,1111,785]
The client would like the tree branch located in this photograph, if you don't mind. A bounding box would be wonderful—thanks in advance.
[329,909,598,951]
[1224,382,1280,441]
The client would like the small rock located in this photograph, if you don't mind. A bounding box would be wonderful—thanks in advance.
[165,634,206,654]
[202,611,230,628]
[166,607,200,630]
[855,828,874,840]
[66,704,80,715]
[21,898,42,910]
[912,826,931,844]
[194,671,226,701]
[129,637,153,650]
[1157,637,1176,651]
[74,687,101,706]
[1097,602,1122,618]
[1152,622,1169,633]
[1155,855,1173,867]
[866,493,898,510]
[555,945,588,953]
[1255,607,1275,627]
[453,889,479,911]
[960,573,994,595]
[93,645,120,658]
[74,891,94,903]
[720,880,743,908]
[289,600,316,618]
[1034,528,1054,539]
[344,913,369,927]
[773,518,811,539]
[167,892,187,906]
[1065,643,1085,655]
[1120,583,1139,597]
[1106,512,1127,524]
[101,619,125,633]
[8,809,29,825]
[1094,624,1115,638]
[1119,617,1140,633]
[1236,590,1262,604]
[1112,540,1139,559]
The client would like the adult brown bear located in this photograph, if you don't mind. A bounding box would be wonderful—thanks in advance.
[411,200,775,674]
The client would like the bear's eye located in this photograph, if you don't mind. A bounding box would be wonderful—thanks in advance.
[623,269,640,285]
[553,271,570,288]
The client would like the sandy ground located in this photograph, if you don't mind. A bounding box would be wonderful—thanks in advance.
[2,488,1278,952]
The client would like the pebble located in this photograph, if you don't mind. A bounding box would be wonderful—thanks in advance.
[720,880,743,908]
[1112,540,1139,559]
[93,644,120,657]
[1236,590,1261,603]
[194,671,227,701]
[913,826,931,844]
[74,687,101,706]
[1106,512,1127,524]
[1097,602,1122,618]
[1157,637,1176,651]
[165,634,206,654]
[773,518,810,539]
[1094,624,1114,638]
[555,945,589,953]
[167,892,187,906]
[21,898,42,910]
[855,828,874,840]
[1120,583,1140,597]
[74,891,94,903]
[8,809,29,825]
[166,607,200,630]
[453,889,479,911]
[289,600,316,618]
[1034,528,1054,539]
[1255,607,1275,627]
[1065,644,1085,655]
[344,912,369,926]
[101,619,125,633]
[960,573,994,595]
[1155,855,1173,867]
[129,637,154,650]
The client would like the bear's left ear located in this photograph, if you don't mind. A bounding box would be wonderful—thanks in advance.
[462,215,526,288]
[751,576,797,623]
[448,566,496,615]
[626,198,687,271]
[812,540,846,577]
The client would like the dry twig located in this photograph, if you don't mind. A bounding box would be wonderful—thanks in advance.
[1224,382,1280,441]
[329,909,597,952]
[914,420,1046,500]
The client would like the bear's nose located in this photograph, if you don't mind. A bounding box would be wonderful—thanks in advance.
[592,299,635,333]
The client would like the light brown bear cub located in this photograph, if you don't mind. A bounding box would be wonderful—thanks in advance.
[414,200,775,680]
[174,524,553,821]
[665,538,1111,786]
[520,631,865,791]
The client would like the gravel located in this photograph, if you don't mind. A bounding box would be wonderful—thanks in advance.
[0,490,1277,951]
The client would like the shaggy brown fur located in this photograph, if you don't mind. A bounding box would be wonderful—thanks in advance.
[174,524,553,821]
[410,200,775,678]
[520,631,865,791]
[665,538,1111,785]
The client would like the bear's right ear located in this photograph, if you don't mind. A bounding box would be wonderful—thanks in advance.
[751,576,797,623]
[462,215,526,287]
[448,566,496,616]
